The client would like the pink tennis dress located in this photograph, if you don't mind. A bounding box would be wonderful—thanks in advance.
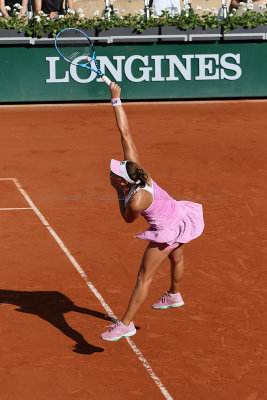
[125,179,204,249]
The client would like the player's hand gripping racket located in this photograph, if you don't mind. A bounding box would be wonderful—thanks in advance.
[55,28,111,86]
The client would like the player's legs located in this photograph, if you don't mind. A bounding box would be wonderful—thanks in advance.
[121,242,173,326]
[168,244,184,294]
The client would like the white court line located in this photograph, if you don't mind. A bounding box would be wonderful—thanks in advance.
[0,208,32,210]
[0,177,174,400]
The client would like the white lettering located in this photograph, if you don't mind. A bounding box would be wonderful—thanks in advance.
[69,56,97,83]
[166,55,194,81]
[46,53,242,84]
[151,55,165,82]
[220,53,242,80]
[96,56,125,82]
[124,55,152,82]
[195,54,219,80]
[46,57,69,83]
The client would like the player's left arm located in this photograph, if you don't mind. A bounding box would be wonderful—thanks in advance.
[113,187,142,223]
[123,195,145,223]
[114,188,127,221]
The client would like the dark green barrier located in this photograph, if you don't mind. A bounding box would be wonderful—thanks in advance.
[0,41,266,102]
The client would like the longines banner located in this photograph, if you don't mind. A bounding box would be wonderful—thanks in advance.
[0,42,266,102]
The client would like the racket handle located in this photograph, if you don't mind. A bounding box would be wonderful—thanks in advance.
[101,75,111,86]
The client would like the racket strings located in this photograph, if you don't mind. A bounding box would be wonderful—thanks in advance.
[55,28,104,77]
[56,34,94,65]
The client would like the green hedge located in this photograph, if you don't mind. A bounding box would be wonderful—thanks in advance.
[0,6,266,37]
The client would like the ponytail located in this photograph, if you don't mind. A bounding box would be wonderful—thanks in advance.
[126,161,148,188]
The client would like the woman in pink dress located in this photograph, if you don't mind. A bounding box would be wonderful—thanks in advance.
[101,83,204,341]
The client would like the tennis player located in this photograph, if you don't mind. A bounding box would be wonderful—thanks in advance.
[101,83,204,341]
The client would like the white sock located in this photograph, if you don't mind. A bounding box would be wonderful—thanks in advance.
[168,291,180,297]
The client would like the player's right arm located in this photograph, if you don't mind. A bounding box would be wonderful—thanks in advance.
[110,82,140,165]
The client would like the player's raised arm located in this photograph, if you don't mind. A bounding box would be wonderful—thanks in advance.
[110,82,140,164]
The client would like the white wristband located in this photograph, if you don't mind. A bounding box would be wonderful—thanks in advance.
[111,98,122,107]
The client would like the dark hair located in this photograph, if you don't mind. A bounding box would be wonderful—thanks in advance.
[126,161,148,187]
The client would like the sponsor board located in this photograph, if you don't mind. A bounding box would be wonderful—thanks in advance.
[0,42,266,102]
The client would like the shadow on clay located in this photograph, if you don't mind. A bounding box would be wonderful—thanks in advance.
[0,289,114,355]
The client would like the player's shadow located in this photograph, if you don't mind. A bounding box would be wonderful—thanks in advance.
[0,289,113,355]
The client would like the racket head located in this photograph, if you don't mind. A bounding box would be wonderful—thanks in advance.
[55,28,96,69]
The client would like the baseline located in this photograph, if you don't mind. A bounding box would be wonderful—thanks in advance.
[0,98,267,110]
[0,208,32,210]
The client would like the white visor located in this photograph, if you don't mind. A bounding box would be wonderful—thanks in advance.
[110,159,140,184]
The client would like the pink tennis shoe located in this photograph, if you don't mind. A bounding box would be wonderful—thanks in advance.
[101,321,136,341]
[152,291,184,309]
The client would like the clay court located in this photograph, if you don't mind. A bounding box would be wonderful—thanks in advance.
[0,100,266,400]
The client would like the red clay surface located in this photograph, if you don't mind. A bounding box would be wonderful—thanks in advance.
[0,101,266,400]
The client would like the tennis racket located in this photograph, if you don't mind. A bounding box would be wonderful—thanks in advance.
[54,28,111,86]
